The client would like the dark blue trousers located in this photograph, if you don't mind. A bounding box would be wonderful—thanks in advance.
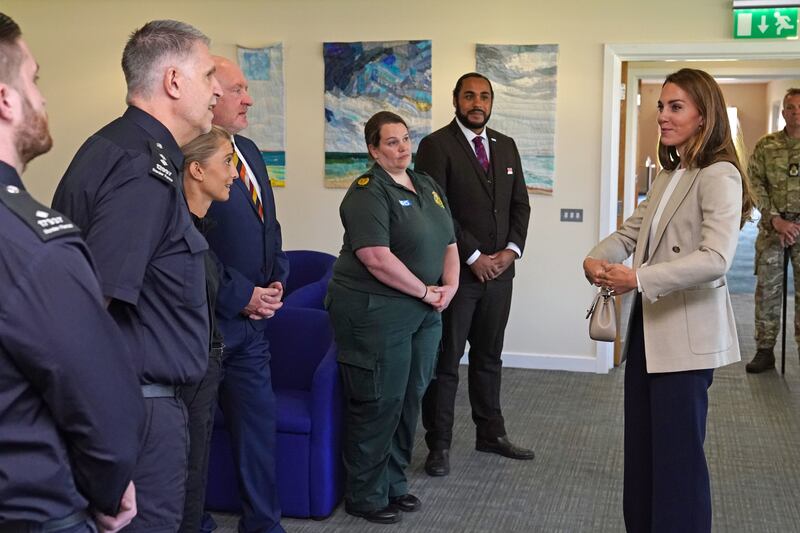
[624,296,714,533]
[218,318,285,533]
[124,397,188,533]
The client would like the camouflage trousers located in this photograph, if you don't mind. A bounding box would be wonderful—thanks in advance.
[754,228,800,349]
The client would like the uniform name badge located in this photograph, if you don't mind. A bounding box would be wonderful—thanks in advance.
[432,191,444,208]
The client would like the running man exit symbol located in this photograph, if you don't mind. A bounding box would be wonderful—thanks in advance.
[734,8,798,39]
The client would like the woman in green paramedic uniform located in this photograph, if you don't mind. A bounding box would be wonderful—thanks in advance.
[327,111,460,525]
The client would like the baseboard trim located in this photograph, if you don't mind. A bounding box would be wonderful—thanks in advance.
[460,352,602,373]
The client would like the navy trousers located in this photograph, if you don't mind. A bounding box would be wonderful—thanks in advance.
[218,318,285,533]
[124,397,188,533]
[624,295,714,533]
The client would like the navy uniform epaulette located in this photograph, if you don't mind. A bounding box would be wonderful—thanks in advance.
[0,184,80,241]
[149,140,178,185]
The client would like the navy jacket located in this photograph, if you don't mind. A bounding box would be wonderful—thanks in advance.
[0,162,144,523]
[52,106,209,385]
[206,134,289,328]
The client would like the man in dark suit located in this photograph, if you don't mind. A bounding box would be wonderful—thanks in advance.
[207,55,289,533]
[416,72,533,477]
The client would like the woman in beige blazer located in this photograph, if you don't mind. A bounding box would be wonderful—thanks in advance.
[583,68,754,533]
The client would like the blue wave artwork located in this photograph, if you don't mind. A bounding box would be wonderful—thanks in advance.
[238,45,286,187]
[324,40,432,187]
[476,44,558,195]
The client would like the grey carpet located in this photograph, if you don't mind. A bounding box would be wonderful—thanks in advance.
[211,294,800,532]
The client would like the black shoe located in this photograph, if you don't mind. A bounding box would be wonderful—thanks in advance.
[345,504,401,524]
[389,493,421,512]
[425,449,450,476]
[746,349,776,374]
[476,435,535,460]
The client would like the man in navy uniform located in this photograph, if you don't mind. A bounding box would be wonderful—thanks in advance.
[52,20,221,533]
[0,12,144,533]
[417,73,533,476]
[206,55,289,533]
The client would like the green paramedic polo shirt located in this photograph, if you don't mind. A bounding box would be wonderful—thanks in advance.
[332,163,456,297]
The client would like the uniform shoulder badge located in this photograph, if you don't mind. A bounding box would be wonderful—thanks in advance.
[148,140,177,185]
[356,176,371,187]
[432,190,445,208]
[0,185,80,242]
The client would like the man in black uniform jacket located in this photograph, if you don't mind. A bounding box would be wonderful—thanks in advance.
[416,72,533,477]
[53,19,221,533]
[0,12,144,533]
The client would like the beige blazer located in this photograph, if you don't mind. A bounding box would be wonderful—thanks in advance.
[588,161,743,373]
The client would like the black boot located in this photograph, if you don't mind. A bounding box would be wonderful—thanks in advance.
[745,349,775,374]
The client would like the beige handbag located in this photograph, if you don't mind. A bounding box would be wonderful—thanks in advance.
[586,288,617,342]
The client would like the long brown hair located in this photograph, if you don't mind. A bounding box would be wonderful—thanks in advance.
[657,68,754,227]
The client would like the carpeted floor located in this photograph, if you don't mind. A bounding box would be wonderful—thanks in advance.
[209,293,800,533]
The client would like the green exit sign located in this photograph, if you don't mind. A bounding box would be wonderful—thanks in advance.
[734,7,799,38]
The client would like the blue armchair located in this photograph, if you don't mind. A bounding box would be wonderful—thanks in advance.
[205,307,344,519]
[283,250,336,298]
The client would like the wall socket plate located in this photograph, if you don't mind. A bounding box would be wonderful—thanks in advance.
[560,208,583,222]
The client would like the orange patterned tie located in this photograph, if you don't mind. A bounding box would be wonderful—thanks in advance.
[232,150,264,222]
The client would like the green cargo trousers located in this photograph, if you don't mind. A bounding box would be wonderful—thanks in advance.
[326,281,442,512]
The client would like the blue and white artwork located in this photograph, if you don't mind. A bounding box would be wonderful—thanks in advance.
[476,44,558,194]
[238,44,285,187]
[324,40,432,187]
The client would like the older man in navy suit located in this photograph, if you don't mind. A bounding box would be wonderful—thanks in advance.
[206,55,289,533]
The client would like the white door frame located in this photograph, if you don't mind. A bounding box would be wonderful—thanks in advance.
[596,41,800,372]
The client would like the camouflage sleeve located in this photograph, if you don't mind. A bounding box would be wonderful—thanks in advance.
[748,139,778,218]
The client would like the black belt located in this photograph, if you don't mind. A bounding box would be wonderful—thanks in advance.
[780,211,800,222]
[141,383,178,398]
[0,509,90,533]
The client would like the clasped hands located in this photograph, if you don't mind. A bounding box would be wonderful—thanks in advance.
[772,216,800,248]
[583,258,637,296]
[421,284,457,313]
[470,249,516,283]
[243,281,284,320]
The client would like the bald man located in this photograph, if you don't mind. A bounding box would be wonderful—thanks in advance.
[204,56,289,533]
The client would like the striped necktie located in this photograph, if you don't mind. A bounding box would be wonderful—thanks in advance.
[232,150,264,222]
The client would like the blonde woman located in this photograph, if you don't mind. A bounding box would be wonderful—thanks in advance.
[179,126,236,533]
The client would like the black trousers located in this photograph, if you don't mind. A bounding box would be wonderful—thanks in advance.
[178,351,224,533]
[624,295,714,533]
[422,279,512,449]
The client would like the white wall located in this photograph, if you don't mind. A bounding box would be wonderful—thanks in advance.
[767,79,800,132]
[6,0,751,371]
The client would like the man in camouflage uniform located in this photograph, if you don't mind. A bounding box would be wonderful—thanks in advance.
[748,88,800,373]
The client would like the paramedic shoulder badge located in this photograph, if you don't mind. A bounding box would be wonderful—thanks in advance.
[149,140,177,185]
[0,185,80,241]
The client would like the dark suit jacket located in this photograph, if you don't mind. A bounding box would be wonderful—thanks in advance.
[206,134,289,330]
[415,119,531,283]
